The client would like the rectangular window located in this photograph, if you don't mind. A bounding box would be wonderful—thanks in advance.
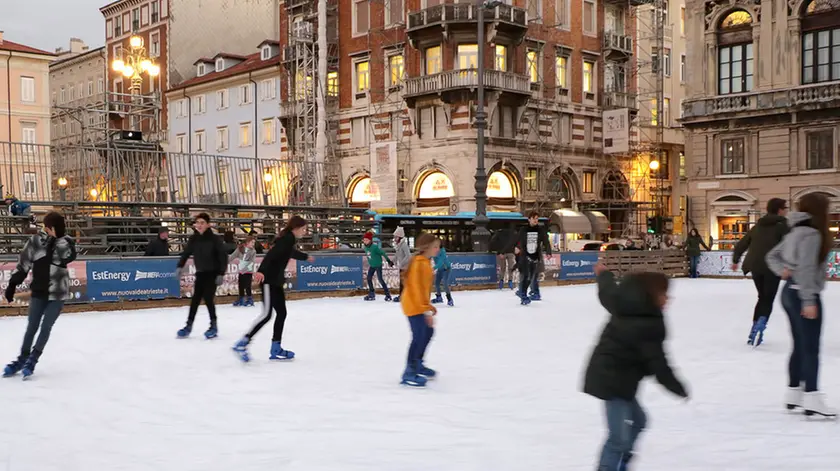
[239,84,253,104]
[217,89,229,109]
[20,77,35,103]
[388,54,405,87]
[107,19,114,39]
[526,168,539,192]
[495,45,508,72]
[195,174,206,197]
[240,169,253,194]
[23,172,37,197]
[527,49,539,83]
[802,29,840,84]
[425,46,441,74]
[721,138,745,174]
[60,87,66,104]
[262,118,276,144]
[664,48,672,77]
[719,43,754,94]
[142,5,149,25]
[150,32,160,57]
[327,71,339,97]
[583,171,594,193]
[526,0,541,23]
[680,53,686,82]
[806,130,834,170]
[458,44,479,70]
[194,130,206,153]
[195,94,206,114]
[152,1,160,22]
[386,0,403,26]
[583,0,596,35]
[354,0,370,35]
[680,6,686,36]
[355,60,370,93]
[679,151,686,178]
[583,60,594,93]
[177,176,187,198]
[650,99,670,125]
[21,124,36,154]
[131,8,140,30]
[88,81,94,96]
[351,117,369,146]
[176,133,186,153]
[555,0,568,28]
[260,79,276,100]
[555,56,568,88]
[216,127,228,150]
[115,16,122,36]
[240,122,252,147]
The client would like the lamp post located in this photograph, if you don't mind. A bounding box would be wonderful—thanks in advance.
[111,32,160,130]
[472,0,503,253]
[263,172,273,205]
[57,177,67,202]
[649,158,661,236]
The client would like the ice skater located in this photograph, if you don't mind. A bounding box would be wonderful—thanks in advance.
[232,216,313,362]
[766,193,836,418]
[392,226,411,303]
[3,211,76,380]
[583,263,689,470]
[230,236,258,307]
[490,227,517,290]
[730,198,789,346]
[685,228,710,278]
[363,231,394,301]
[516,211,551,304]
[399,233,439,387]
[431,241,453,307]
[175,213,228,339]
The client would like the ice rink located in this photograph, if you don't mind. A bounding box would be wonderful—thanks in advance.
[0,278,839,471]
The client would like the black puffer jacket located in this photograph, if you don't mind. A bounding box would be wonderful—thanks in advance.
[732,214,789,275]
[177,229,227,275]
[583,271,688,401]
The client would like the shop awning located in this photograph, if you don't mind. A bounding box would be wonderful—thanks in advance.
[583,211,610,234]
[549,209,592,234]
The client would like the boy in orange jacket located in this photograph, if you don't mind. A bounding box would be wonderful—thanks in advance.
[399,233,440,387]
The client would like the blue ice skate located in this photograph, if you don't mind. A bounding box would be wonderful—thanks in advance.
[618,452,634,471]
[431,294,443,304]
[232,338,250,363]
[508,280,514,290]
[232,297,243,307]
[384,294,393,302]
[520,295,531,306]
[3,356,25,378]
[498,280,504,290]
[400,366,428,388]
[446,294,453,307]
[417,362,437,380]
[20,350,40,381]
[177,325,192,339]
[392,296,400,302]
[747,320,760,346]
[204,326,218,340]
[753,316,768,347]
[529,293,542,301]
[363,293,375,301]
[244,296,254,307]
[269,341,295,361]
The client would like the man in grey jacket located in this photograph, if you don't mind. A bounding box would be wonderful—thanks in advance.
[392,226,411,303]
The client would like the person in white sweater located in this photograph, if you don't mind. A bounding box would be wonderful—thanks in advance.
[392,226,412,303]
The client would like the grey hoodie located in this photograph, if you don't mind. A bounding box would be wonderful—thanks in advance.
[230,246,257,274]
[765,212,827,307]
[394,238,411,271]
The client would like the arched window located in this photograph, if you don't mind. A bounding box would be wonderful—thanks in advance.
[801,0,840,84]
[416,171,454,209]
[718,10,754,94]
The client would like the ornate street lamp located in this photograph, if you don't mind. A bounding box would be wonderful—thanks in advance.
[112,33,160,96]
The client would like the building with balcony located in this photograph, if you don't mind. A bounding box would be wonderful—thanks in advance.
[165,42,283,205]
[0,32,55,200]
[682,0,840,248]
[281,0,632,231]
[50,41,107,148]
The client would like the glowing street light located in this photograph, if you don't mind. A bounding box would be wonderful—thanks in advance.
[649,160,660,171]
[263,173,273,183]
[89,188,99,199]
[57,177,67,188]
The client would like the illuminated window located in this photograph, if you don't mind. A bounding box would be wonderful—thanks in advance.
[526,50,539,82]
[389,54,404,86]
[458,44,478,70]
[425,46,441,74]
[555,56,568,88]
[355,60,370,93]
[583,60,594,93]
[495,45,508,71]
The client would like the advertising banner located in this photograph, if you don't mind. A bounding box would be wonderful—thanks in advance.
[179,256,297,297]
[0,260,88,305]
[542,254,563,281]
[87,259,179,301]
[297,256,364,291]
[362,253,401,291]
[448,254,497,286]
[559,252,598,280]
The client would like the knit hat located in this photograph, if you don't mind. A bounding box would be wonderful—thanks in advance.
[363,231,374,242]
[393,226,405,238]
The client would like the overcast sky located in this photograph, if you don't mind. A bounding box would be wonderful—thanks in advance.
[3,0,105,52]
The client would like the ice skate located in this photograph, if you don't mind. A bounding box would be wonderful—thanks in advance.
[384,294,393,302]
[176,325,192,339]
[269,341,295,361]
[508,280,514,290]
[446,294,453,307]
[21,349,41,381]
[803,392,837,419]
[392,296,400,302]
[363,293,375,301]
[400,366,427,388]
[3,356,26,378]
[204,326,218,340]
[232,338,250,363]
[431,294,443,304]
[232,297,243,307]
[417,362,436,380]
[747,321,758,346]
[529,292,542,301]
[520,295,531,306]
[498,280,504,290]
[618,452,634,471]
[244,296,255,307]
[753,316,768,347]
[786,385,803,411]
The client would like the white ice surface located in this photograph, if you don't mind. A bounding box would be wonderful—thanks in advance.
[0,279,839,471]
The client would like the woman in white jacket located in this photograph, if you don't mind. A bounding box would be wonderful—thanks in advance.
[766,192,835,418]
[392,226,411,303]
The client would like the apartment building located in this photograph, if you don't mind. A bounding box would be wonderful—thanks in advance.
[0,32,55,200]
[682,0,840,248]
[50,41,107,148]
[165,41,283,205]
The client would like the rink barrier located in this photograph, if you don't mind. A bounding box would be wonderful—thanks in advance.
[0,251,694,315]
[697,250,840,278]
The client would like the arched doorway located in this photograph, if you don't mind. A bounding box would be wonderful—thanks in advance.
[547,167,578,209]
[793,188,840,246]
[415,170,455,214]
[346,175,379,209]
[709,191,757,250]
[486,169,518,209]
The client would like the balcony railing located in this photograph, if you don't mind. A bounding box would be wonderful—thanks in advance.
[404,69,531,98]
[682,81,840,120]
[407,3,527,31]
[603,91,637,110]
[603,31,633,56]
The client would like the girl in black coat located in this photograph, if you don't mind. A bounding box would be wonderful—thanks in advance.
[583,264,689,470]
[232,216,313,362]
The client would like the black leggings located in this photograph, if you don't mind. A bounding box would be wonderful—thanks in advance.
[245,284,288,343]
[238,273,253,298]
[187,272,217,327]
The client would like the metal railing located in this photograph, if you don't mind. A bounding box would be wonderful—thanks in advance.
[404,69,531,97]
[682,80,840,120]
[407,3,527,31]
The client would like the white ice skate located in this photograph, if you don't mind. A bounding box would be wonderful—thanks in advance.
[803,392,837,419]
[785,385,803,411]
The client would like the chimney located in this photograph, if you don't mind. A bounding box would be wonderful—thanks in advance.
[69,38,85,54]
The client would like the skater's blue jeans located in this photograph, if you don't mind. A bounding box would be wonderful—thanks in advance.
[367,266,390,296]
[406,314,434,369]
[435,268,451,298]
[688,255,700,278]
[599,398,647,471]
[21,298,65,357]
[529,267,541,297]
[519,259,538,298]
[782,281,823,392]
